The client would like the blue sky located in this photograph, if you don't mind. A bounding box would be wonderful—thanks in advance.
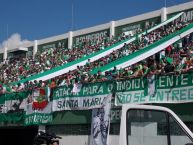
[0,0,191,43]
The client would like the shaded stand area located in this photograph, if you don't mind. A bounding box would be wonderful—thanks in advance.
[0,126,38,145]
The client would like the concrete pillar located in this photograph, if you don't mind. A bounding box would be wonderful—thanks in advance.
[110,21,115,38]
[68,31,73,49]
[161,7,167,22]
[33,40,38,58]
[3,47,7,60]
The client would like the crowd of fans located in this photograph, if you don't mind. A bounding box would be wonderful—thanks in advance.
[0,31,132,85]
[0,18,193,94]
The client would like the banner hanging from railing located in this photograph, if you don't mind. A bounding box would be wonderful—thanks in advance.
[52,81,114,111]
[25,87,52,125]
[0,91,29,122]
[25,102,53,126]
[1,72,193,125]
[115,72,193,105]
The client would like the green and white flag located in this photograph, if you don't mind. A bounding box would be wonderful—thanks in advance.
[0,94,5,113]
[4,91,28,113]
[25,102,52,126]
[0,91,29,122]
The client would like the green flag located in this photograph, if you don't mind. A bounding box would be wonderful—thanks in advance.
[166,57,173,64]
[135,33,140,45]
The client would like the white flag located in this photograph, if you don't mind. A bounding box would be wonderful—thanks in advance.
[90,95,111,145]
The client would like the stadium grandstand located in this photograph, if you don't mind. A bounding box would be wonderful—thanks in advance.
[1,1,193,145]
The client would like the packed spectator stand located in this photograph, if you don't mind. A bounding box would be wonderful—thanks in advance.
[0,18,193,95]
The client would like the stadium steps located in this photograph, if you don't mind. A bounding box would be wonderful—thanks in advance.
[91,22,193,74]
[11,12,183,84]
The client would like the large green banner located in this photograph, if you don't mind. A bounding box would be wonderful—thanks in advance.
[153,73,193,103]
[52,81,114,111]
[1,91,29,113]
[0,91,29,122]
[115,72,193,105]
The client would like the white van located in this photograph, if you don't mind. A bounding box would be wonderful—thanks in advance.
[119,105,193,145]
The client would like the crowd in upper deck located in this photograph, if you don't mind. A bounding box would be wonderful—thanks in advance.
[0,18,193,94]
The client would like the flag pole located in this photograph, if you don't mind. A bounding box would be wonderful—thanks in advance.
[165,0,167,7]
[71,0,74,31]
[6,24,9,48]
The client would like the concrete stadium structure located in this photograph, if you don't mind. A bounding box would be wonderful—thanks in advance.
[1,2,193,145]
